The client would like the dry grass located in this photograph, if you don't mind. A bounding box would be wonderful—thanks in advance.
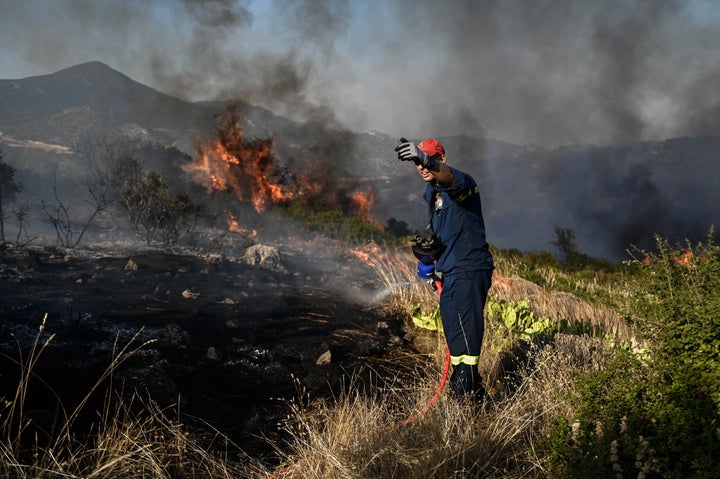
[251,248,625,478]
[1,247,631,478]
[0,315,249,479]
[253,333,613,479]
[490,274,635,345]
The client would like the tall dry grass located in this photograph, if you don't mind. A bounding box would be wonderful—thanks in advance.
[0,315,250,479]
[251,248,625,478]
[249,334,613,478]
[1,247,630,478]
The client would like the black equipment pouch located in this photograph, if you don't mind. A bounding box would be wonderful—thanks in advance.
[411,222,445,262]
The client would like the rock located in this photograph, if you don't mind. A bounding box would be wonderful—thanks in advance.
[202,253,224,264]
[156,324,191,349]
[116,359,181,408]
[124,259,138,271]
[182,289,200,299]
[242,244,288,273]
[207,346,221,360]
[316,350,332,365]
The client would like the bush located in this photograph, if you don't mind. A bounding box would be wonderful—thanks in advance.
[281,196,387,244]
[119,171,199,246]
[544,230,720,478]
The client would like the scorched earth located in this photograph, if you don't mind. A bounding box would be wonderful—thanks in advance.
[0,231,411,453]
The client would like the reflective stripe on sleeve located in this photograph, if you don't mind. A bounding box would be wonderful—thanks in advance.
[455,186,479,203]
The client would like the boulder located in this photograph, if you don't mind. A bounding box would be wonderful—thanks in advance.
[242,244,288,273]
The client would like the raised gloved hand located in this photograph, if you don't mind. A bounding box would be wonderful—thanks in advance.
[417,260,435,281]
[395,138,435,169]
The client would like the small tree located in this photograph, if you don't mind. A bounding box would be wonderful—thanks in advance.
[42,181,112,248]
[71,133,145,204]
[0,148,23,244]
[550,226,579,261]
[386,217,414,238]
[12,203,36,246]
[119,171,196,246]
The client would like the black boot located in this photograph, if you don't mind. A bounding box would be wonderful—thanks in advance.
[449,364,486,399]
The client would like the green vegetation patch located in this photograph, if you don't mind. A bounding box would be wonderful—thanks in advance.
[543,230,720,478]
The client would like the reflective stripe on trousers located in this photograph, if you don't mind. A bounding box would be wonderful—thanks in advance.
[450,354,479,366]
[439,269,493,395]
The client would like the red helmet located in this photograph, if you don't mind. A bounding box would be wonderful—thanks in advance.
[418,138,445,157]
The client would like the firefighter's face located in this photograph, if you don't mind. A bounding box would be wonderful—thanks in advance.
[416,154,446,182]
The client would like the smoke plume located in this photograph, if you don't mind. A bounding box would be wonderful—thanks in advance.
[3,0,720,146]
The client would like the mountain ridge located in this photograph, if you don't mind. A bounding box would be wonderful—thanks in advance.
[1,62,718,260]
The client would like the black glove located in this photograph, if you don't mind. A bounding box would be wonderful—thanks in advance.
[395,138,435,169]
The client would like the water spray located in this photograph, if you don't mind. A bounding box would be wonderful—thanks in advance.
[371,273,444,304]
[370,280,423,304]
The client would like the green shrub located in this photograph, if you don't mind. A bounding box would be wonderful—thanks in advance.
[280,196,388,244]
[544,230,720,478]
[486,296,554,353]
[119,171,198,246]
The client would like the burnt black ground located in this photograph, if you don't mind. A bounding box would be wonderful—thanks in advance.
[0,237,411,455]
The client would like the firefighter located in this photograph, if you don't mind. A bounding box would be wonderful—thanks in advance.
[395,138,494,398]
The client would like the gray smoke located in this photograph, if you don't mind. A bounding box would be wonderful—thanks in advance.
[379,0,718,145]
[3,0,720,146]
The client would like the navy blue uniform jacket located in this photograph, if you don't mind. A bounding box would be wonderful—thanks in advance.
[423,166,494,274]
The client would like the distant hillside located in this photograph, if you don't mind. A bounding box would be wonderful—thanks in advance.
[0,61,292,152]
[1,62,718,260]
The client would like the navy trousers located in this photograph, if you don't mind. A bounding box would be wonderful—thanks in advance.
[439,269,493,396]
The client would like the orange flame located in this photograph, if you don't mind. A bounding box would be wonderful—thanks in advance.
[224,210,256,236]
[674,248,694,268]
[185,105,291,213]
[350,241,394,268]
[225,210,243,233]
[350,187,379,226]
[642,249,695,269]
[185,104,384,231]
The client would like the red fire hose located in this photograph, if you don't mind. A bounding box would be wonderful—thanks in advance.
[267,279,448,478]
[266,343,451,478]
[386,341,451,430]
[387,277,448,429]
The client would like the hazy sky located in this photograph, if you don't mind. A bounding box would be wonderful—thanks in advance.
[2,0,720,147]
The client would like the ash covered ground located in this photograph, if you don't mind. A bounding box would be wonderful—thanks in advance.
[0,226,414,453]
